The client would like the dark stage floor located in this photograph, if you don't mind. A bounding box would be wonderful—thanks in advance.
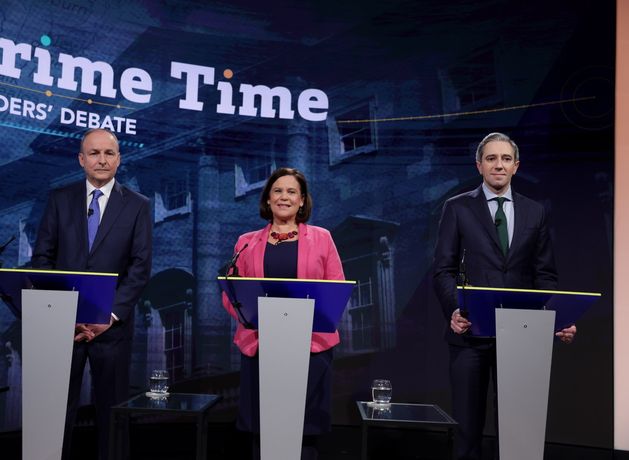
[0,421,622,460]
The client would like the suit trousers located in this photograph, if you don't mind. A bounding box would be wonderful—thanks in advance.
[449,343,498,460]
[62,335,132,460]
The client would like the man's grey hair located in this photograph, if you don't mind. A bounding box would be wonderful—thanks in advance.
[79,128,120,153]
[475,132,519,162]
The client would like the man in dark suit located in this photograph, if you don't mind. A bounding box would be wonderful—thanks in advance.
[433,132,576,460]
[32,128,152,460]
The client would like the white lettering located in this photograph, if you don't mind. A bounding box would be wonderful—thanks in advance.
[0,35,331,123]
[0,38,32,79]
[57,53,117,98]
[88,111,100,128]
[100,115,114,131]
[297,89,328,122]
[75,109,87,126]
[120,67,152,103]
[35,103,47,120]
[9,97,21,115]
[216,81,235,115]
[60,107,75,124]
[170,61,215,111]
[59,108,136,134]
[239,84,294,119]
[33,47,54,86]
[22,99,35,118]
[0,95,50,120]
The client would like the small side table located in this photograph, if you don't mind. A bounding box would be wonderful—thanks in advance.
[356,401,457,460]
[109,392,221,460]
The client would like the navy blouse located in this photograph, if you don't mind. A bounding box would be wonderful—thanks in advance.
[263,240,298,278]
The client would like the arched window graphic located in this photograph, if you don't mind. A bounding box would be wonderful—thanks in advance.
[332,216,399,355]
[141,269,195,383]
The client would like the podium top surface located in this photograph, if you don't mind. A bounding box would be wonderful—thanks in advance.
[217,276,355,332]
[456,285,602,337]
[0,268,118,277]
[0,268,118,323]
[456,285,601,297]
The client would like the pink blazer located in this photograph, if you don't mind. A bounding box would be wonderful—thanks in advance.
[222,223,345,357]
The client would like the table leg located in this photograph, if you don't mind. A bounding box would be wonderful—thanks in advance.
[196,412,208,460]
[447,427,454,460]
[361,423,368,460]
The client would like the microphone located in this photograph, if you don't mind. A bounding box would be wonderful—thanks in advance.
[458,249,466,283]
[88,208,94,217]
[457,249,469,319]
[225,243,249,277]
[494,217,502,227]
[222,243,253,329]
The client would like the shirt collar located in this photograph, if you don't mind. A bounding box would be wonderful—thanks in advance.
[86,178,115,199]
[482,182,513,202]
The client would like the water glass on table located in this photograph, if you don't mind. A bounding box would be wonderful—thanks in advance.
[148,369,169,396]
[371,379,392,405]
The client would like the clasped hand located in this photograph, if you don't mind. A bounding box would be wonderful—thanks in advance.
[74,317,114,342]
[450,308,471,334]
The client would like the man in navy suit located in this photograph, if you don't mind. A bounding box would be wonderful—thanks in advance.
[433,132,576,460]
[32,128,152,460]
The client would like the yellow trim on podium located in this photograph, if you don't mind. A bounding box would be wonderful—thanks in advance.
[456,285,601,297]
[217,276,356,284]
[0,268,118,277]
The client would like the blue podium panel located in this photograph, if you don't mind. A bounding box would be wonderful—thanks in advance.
[457,286,601,337]
[217,276,356,332]
[0,268,118,324]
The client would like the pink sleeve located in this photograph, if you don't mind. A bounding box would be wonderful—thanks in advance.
[324,233,345,281]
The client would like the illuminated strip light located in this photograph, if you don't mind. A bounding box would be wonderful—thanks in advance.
[337,96,596,124]
[0,268,117,277]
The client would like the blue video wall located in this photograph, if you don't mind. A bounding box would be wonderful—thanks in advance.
[0,0,614,447]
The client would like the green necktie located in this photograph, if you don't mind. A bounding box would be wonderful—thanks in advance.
[494,197,509,256]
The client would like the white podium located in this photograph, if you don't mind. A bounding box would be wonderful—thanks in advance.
[218,276,355,460]
[458,286,601,460]
[0,268,117,460]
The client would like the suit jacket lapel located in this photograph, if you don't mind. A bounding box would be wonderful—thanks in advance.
[296,223,310,279]
[470,186,503,255]
[508,192,528,260]
[73,182,90,258]
[90,182,125,254]
[250,225,269,277]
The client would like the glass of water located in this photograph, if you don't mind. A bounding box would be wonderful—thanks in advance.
[371,379,392,405]
[149,369,169,395]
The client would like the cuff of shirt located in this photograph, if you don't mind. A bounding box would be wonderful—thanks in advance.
[111,313,119,322]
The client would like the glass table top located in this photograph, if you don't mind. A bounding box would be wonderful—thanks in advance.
[356,401,457,426]
[114,392,221,414]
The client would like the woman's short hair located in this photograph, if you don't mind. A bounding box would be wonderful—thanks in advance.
[259,167,313,223]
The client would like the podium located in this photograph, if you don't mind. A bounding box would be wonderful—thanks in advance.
[218,276,355,460]
[0,268,117,460]
[457,286,601,460]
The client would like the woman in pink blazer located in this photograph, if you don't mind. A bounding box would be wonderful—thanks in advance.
[223,167,344,459]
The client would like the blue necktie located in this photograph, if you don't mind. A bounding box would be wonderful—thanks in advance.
[88,189,103,251]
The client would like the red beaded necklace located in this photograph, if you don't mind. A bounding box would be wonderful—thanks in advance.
[270,230,298,244]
